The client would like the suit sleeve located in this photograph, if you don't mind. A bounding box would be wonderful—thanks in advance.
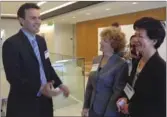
[104,62,129,114]
[42,38,62,88]
[2,40,40,96]
[83,73,93,108]
[48,59,62,88]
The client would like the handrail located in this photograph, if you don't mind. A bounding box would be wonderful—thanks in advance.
[52,58,85,67]
[54,58,84,63]
[49,52,73,57]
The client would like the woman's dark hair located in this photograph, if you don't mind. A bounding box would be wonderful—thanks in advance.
[133,17,166,49]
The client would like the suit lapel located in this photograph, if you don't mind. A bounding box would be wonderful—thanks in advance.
[95,54,119,87]
[19,30,39,63]
[99,54,118,74]
[133,52,158,89]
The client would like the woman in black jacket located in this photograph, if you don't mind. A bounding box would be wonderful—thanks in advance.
[117,17,166,117]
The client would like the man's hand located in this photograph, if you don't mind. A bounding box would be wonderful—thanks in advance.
[59,84,70,97]
[40,80,61,98]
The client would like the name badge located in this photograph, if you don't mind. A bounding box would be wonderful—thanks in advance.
[90,64,99,72]
[44,50,49,59]
[124,83,135,100]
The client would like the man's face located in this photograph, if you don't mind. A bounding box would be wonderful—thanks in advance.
[19,8,41,34]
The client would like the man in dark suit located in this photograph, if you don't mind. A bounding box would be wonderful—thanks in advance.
[2,3,69,117]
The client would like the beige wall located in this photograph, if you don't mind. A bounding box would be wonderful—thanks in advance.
[39,23,75,59]
[53,24,75,56]
[0,19,21,39]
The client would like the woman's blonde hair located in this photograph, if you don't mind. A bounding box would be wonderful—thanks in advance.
[100,27,126,53]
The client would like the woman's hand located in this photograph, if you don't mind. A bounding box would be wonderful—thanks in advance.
[121,104,129,114]
[81,108,89,117]
[116,97,128,112]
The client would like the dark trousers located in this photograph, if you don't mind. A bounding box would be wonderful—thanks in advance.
[36,95,53,117]
[6,95,53,117]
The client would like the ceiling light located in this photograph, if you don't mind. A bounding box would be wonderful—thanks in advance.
[72,16,76,18]
[86,13,91,15]
[37,1,47,6]
[40,1,77,15]
[132,2,138,4]
[105,8,111,11]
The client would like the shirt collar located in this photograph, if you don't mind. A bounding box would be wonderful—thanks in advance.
[21,28,36,41]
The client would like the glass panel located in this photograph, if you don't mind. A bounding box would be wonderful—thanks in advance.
[50,52,73,62]
[52,58,85,116]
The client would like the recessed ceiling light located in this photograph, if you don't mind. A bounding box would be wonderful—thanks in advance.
[132,2,138,4]
[37,1,47,6]
[72,16,76,18]
[86,13,91,15]
[40,2,77,15]
[106,8,111,11]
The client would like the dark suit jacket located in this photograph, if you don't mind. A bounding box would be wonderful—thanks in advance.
[83,54,129,117]
[125,52,166,117]
[2,30,62,117]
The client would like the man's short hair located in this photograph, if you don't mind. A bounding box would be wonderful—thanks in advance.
[17,3,40,19]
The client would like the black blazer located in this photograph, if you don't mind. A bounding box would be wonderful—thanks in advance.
[126,52,166,117]
[2,30,62,117]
